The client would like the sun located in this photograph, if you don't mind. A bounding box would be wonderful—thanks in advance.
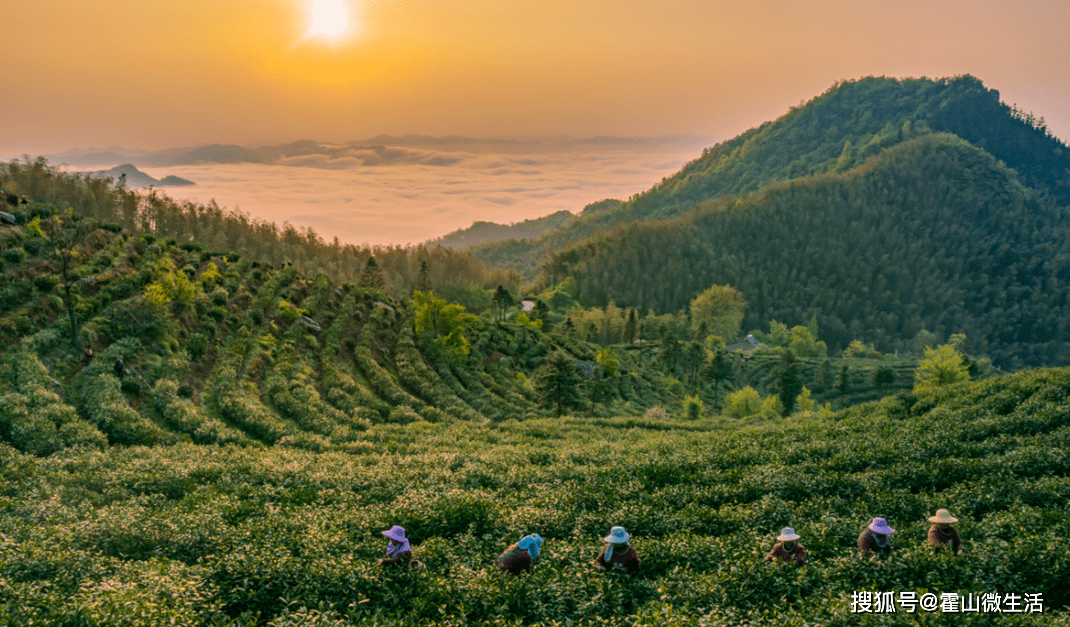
[305,0,355,41]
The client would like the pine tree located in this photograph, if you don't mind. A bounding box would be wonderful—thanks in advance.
[777,350,802,416]
[625,308,638,342]
[704,349,731,386]
[536,351,586,416]
[416,260,432,293]
[359,257,386,290]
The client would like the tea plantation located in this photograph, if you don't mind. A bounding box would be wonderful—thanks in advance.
[1,208,1068,625]
[1,366,1069,626]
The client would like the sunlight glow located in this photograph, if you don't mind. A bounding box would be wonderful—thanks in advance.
[305,0,354,40]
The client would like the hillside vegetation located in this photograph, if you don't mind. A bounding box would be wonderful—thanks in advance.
[2,364,1068,625]
[543,134,1070,370]
[0,198,930,460]
[471,75,1070,279]
[1,157,521,299]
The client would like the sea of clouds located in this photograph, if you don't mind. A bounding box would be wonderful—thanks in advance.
[117,137,709,246]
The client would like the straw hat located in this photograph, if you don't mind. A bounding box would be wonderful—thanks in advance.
[604,526,630,544]
[382,525,407,542]
[868,518,895,534]
[777,527,801,542]
[928,509,959,524]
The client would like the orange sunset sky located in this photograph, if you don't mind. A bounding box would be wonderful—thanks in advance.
[3,0,1069,155]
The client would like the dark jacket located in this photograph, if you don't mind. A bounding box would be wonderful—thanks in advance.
[766,541,807,565]
[594,545,640,576]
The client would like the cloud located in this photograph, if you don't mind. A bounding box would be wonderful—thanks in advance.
[273,146,468,169]
[127,142,703,246]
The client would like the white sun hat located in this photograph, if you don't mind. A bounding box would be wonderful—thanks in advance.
[777,527,801,542]
[604,526,630,544]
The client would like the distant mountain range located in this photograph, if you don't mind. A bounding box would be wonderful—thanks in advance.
[81,164,195,188]
[43,135,710,168]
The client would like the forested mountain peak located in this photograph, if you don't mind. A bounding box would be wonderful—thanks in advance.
[544,132,1070,370]
[471,75,1070,278]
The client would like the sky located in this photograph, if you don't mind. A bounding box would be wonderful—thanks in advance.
[4,0,1069,155]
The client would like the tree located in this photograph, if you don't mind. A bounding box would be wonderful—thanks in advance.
[533,299,550,330]
[725,386,776,419]
[689,285,746,341]
[872,366,896,389]
[681,341,705,386]
[412,290,478,363]
[815,359,834,390]
[761,320,792,348]
[596,347,619,378]
[843,339,874,358]
[776,349,802,416]
[911,329,939,355]
[624,308,639,342]
[658,328,681,374]
[703,349,732,387]
[682,395,705,420]
[914,344,969,395]
[416,260,432,293]
[358,256,386,290]
[31,208,95,349]
[492,285,514,322]
[795,387,815,414]
[535,351,586,416]
[789,325,828,359]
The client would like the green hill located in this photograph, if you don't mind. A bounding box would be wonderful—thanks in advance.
[427,210,576,249]
[1,147,1065,626]
[471,75,1070,279]
[544,134,1070,370]
[0,204,923,456]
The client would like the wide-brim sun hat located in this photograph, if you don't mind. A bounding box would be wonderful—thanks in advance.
[518,533,544,547]
[928,509,959,524]
[777,527,801,542]
[868,517,895,534]
[604,526,630,544]
[382,525,407,542]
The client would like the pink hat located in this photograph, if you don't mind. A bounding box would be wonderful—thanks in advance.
[868,518,895,535]
[382,525,407,542]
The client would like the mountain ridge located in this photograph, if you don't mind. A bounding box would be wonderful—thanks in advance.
[470,75,1070,278]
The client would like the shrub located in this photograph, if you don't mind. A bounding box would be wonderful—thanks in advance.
[210,286,229,306]
[682,395,705,420]
[725,386,763,419]
[33,274,58,293]
[643,406,668,420]
[388,405,422,424]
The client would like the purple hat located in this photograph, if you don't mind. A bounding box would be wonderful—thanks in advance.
[382,525,407,542]
[868,518,895,535]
